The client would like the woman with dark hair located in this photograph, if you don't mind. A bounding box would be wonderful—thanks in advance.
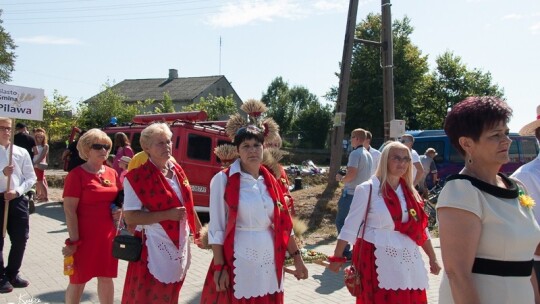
[437,96,540,303]
[112,132,134,176]
[200,125,308,303]
[328,141,440,303]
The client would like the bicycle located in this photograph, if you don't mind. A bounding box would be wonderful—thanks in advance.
[422,182,443,229]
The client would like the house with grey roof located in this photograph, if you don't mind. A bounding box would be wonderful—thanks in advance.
[85,69,243,117]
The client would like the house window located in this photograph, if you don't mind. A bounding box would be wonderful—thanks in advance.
[187,133,211,161]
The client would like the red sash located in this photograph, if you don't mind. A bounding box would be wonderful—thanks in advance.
[200,165,293,303]
[382,178,428,246]
[125,161,196,247]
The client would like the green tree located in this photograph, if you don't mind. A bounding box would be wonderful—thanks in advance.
[154,91,175,113]
[342,14,429,136]
[293,102,333,148]
[415,51,504,129]
[182,94,236,120]
[16,90,74,141]
[261,77,320,136]
[77,82,148,130]
[0,10,17,83]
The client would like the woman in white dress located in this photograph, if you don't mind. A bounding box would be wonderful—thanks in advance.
[201,125,308,303]
[32,128,49,201]
[437,96,540,303]
[328,141,441,304]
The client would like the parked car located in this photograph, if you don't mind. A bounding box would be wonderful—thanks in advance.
[407,130,539,181]
[65,111,231,213]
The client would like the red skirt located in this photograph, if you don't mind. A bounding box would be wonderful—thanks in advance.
[354,240,427,304]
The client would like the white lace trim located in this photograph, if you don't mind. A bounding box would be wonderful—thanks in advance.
[373,230,429,290]
[233,229,283,299]
[145,219,191,283]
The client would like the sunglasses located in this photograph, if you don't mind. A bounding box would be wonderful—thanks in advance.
[91,143,111,150]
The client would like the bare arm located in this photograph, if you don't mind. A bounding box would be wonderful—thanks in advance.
[421,239,441,275]
[211,244,229,291]
[63,197,80,256]
[287,235,308,280]
[123,207,186,226]
[413,162,424,186]
[438,207,482,304]
[328,239,349,272]
[336,166,358,183]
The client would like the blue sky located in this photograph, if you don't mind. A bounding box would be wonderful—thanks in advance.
[3,0,539,132]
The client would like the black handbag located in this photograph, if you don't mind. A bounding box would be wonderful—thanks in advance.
[112,210,143,262]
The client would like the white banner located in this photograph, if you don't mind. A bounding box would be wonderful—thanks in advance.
[0,83,45,121]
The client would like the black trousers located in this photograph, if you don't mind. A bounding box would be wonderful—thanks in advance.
[0,194,29,279]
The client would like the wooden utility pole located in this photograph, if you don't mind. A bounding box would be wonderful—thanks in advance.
[381,0,395,140]
[328,0,360,186]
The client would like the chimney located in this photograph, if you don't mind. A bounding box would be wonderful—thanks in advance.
[168,69,178,79]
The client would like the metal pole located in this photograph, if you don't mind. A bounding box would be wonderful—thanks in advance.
[328,0,360,186]
[381,0,395,140]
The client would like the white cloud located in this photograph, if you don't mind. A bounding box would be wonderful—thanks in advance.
[207,0,304,28]
[17,35,83,45]
[502,13,523,20]
[313,0,349,11]
[531,22,540,34]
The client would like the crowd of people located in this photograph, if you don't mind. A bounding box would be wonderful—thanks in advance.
[1,96,539,303]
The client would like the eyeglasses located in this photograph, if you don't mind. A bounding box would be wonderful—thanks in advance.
[91,143,111,150]
[390,155,411,163]
[0,127,12,132]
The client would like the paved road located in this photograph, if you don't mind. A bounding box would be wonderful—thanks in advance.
[1,201,442,303]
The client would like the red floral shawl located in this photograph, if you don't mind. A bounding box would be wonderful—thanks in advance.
[200,165,293,303]
[125,160,197,247]
[382,178,428,246]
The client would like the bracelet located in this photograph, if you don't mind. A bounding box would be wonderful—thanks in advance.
[65,238,82,246]
[289,249,301,257]
[213,264,228,272]
[327,255,347,263]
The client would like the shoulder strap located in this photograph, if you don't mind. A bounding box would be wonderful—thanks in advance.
[357,184,372,239]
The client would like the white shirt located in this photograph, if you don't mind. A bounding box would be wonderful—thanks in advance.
[411,149,422,182]
[367,146,382,175]
[511,154,540,259]
[0,144,37,196]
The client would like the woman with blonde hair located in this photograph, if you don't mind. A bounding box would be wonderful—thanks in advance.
[62,129,121,304]
[328,141,440,303]
[32,128,49,202]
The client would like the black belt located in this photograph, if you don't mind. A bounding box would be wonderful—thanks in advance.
[472,257,533,277]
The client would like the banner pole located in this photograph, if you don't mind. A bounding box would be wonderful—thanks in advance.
[3,119,15,238]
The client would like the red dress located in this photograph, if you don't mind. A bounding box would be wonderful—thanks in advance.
[63,166,120,284]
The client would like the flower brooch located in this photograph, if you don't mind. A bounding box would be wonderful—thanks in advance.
[519,192,535,209]
[409,209,418,222]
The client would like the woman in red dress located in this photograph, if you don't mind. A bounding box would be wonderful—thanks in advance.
[62,129,121,304]
[328,141,441,303]
[121,123,202,304]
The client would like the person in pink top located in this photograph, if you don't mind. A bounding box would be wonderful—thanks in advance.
[112,132,134,176]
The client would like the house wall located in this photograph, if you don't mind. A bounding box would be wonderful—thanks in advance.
[195,77,243,115]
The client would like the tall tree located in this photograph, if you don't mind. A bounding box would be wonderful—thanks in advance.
[154,91,175,113]
[415,51,504,129]
[293,102,333,149]
[0,10,17,83]
[182,94,237,120]
[77,82,150,130]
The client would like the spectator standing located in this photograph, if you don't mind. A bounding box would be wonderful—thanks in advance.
[400,134,424,187]
[112,132,134,176]
[437,97,540,303]
[62,129,120,303]
[13,122,35,160]
[418,148,438,197]
[335,128,373,259]
[32,128,49,202]
[511,104,540,294]
[62,130,86,172]
[365,131,381,175]
[0,117,37,293]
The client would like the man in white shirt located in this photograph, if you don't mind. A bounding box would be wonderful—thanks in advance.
[365,131,381,175]
[0,117,37,294]
[511,105,540,293]
[400,134,424,187]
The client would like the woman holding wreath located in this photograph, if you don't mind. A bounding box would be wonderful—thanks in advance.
[121,123,202,304]
[328,141,440,303]
[200,124,308,303]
